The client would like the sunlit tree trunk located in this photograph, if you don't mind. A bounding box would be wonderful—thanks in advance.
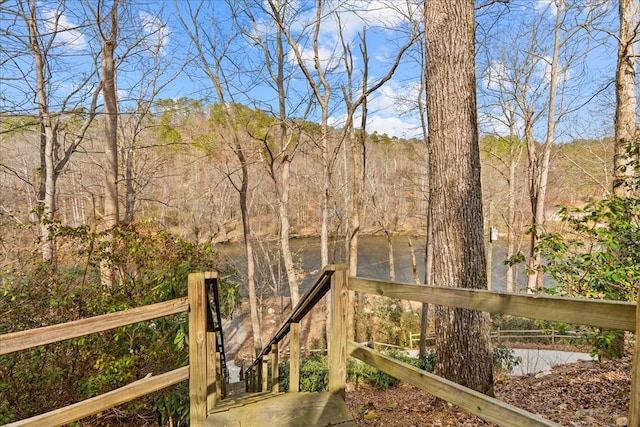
[424,0,494,395]
[613,0,639,196]
[526,1,563,292]
[19,0,99,262]
[98,0,120,288]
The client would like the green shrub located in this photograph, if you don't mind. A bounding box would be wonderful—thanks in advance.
[492,345,522,374]
[0,221,239,425]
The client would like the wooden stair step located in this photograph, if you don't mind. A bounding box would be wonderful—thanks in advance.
[205,392,356,427]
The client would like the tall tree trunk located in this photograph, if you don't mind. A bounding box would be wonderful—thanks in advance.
[26,1,57,262]
[424,0,494,395]
[241,174,262,357]
[506,131,519,293]
[527,1,563,291]
[100,0,119,288]
[274,17,299,307]
[278,159,299,306]
[103,29,119,229]
[613,0,639,196]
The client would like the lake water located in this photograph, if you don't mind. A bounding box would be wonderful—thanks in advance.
[216,235,532,295]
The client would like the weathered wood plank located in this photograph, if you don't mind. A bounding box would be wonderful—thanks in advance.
[289,322,300,393]
[6,366,189,427]
[0,298,189,355]
[206,332,217,410]
[630,292,640,426]
[189,272,208,426]
[348,277,636,331]
[205,392,355,427]
[347,341,558,427]
[262,358,269,392]
[328,268,348,398]
[271,343,279,392]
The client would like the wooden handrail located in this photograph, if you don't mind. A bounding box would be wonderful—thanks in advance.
[3,271,227,427]
[0,297,189,355]
[247,264,346,371]
[245,268,638,426]
[5,367,189,427]
[349,277,637,332]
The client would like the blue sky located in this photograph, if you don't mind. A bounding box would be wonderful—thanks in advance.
[0,0,631,143]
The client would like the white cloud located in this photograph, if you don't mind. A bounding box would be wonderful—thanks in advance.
[139,11,170,56]
[289,42,339,72]
[368,114,420,139]
[369,81,422,116]
[479,106,524,138]
[329,0,413,40]
[484,60,512,92]
[328,83,424,140]
[42,9,86,50]
[534,0,558,16]
[329,111,420,139]
[284,1,416,64]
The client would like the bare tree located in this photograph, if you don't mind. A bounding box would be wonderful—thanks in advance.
[478,1,609,291]
[337,19,420,277]
[2,0,101,261]
[98,0,119,231]
[266,0,337,268]
[177,0,264,355]
[237,0,314,307]
[117,6,181,225]
[424,0,494,395]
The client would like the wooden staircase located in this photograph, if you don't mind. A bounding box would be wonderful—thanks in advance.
[205,386,356,427]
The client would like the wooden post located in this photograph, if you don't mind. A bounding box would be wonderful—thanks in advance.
[289,322,300,393]
[206,331,217,411]
[188,273,207,426]
[250,366,257,392]
[630,295,639,426]
[328,267,348,398]
[262,357,269,392]
[271,343,279,393]
[216,351,223,401]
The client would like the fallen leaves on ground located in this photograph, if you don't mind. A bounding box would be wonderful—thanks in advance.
[345,351,632,427]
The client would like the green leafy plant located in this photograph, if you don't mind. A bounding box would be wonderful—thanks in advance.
[537,143,640,359]
[0,221,239,425]
[492,345,522,374]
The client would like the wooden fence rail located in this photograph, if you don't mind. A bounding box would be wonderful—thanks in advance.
[6,367,190,427]
[245,271,638,427]
[409,329,586,348]
[0,298,189,355]
[3,268,638,426]
[349,277,638,426]
[1,272,224,427]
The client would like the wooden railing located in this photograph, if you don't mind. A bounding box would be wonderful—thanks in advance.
[0,271,226,427]
[409,329,586,348]
[244,264,348,396]
[248,269,640,427]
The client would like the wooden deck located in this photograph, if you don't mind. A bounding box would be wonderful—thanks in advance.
[205,390,356,427]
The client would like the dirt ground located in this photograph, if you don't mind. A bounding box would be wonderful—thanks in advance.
[225,298,633,427]
[346,352,632,426]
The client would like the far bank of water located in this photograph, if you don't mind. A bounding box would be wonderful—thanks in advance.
[215,235,532,295]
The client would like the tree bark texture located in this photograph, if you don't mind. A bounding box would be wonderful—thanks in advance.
[424,0,494,395]
[103,29,119,229]
[614,0,639,196]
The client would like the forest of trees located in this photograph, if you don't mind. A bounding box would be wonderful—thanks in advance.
[1,0,638,425]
